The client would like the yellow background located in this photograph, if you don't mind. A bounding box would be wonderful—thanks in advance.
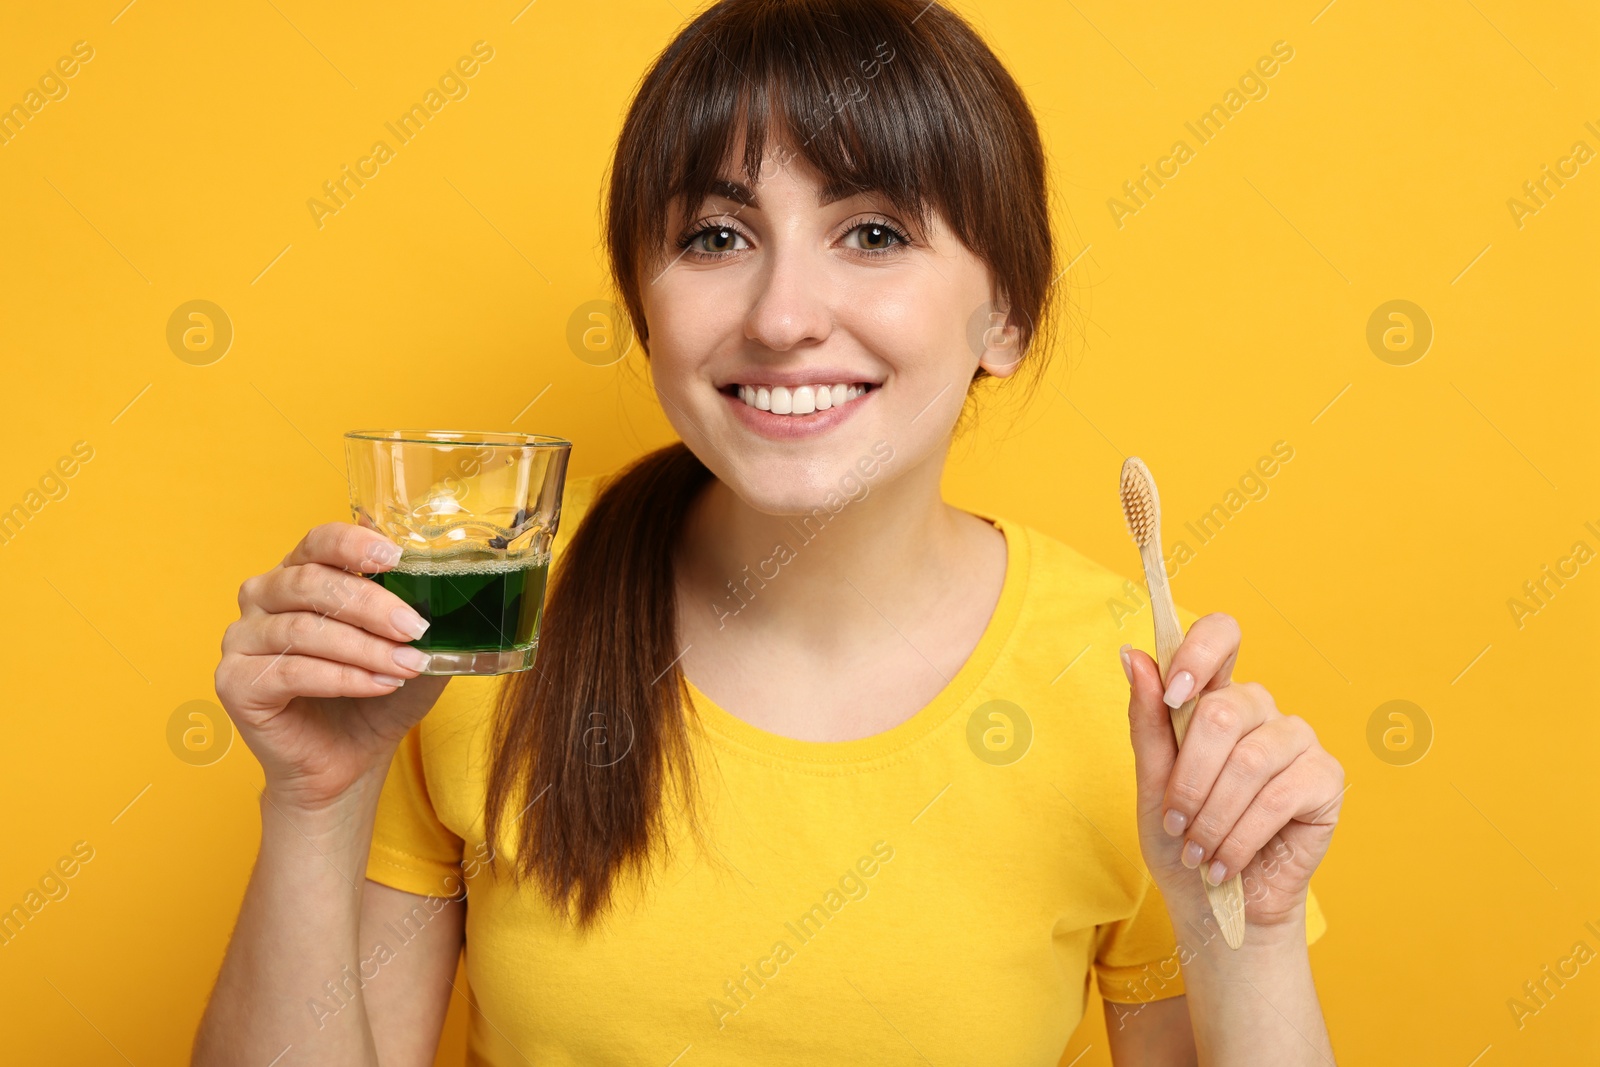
[2,0,1595,1063]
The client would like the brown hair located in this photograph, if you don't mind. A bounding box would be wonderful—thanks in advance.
[485,0,1058,928]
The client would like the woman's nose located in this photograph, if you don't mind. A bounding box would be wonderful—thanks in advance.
[742,242,833,352]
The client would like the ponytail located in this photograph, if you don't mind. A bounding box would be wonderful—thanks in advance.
[484,442,714,929]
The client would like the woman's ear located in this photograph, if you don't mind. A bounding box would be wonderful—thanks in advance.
[975,301,1026,378]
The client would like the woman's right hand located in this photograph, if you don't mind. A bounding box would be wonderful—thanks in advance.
[215,522,448,812]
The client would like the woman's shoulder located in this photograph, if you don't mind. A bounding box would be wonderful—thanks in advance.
[1000,516,1173,638]
[410,674,506,836]
[990,515,1202,712]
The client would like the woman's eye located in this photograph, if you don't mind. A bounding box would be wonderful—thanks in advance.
[843,221,908,253]
[686,226,750,255]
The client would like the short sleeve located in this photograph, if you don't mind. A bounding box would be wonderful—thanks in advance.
[1094,880,1330,1004]
[366,721,466,897]
[1094,876,1188,1003]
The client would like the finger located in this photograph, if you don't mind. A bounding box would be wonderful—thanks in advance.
[221,652,407,712]
[1201,747,1333,885]
[1177,712,1314,867]
[226,610,431,680]
[1159,612,1242,709]
[247,562,429,644]
[1121,644,1177,812]
[281,521,404,574]
[1162,683,1275,842]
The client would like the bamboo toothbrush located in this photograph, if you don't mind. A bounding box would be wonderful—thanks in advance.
[1119,456,1247,950]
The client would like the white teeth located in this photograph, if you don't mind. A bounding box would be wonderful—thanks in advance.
[731,381,870,416]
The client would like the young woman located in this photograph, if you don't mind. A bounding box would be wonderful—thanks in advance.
[195,1,1344,1063]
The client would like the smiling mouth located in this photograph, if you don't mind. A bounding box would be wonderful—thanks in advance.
[720,382,879,415]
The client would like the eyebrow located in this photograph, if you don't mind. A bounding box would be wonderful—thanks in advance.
[706,176,875,211]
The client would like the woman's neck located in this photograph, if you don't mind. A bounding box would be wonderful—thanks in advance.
[673,453,993,653]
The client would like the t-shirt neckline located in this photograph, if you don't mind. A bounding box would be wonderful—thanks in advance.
[683,511,1030,769]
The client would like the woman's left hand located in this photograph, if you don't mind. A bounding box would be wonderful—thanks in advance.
[1120,613,1345,932]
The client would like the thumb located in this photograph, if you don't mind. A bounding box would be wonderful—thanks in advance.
[1121,644,1177,813]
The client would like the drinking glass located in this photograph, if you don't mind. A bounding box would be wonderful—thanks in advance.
[343,429,571,676]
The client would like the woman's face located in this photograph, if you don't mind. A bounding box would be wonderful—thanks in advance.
[640,133,1021,515]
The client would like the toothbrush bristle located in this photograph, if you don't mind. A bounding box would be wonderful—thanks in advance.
[1119,457,1158,548]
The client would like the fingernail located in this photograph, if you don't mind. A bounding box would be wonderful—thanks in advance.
[1162,808,1187,836]
[1162,670,1194,709]
[391,608,430,641]
[372,673,406,687]
[1182,840,1204,868]
[371,541,403,567]
[1119,644,1133,684]
[1206,860,1227,886]
[392,645,431,672]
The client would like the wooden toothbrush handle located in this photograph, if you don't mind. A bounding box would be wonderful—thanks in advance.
[1143,545,1247,949]
[1166,692,1248,950]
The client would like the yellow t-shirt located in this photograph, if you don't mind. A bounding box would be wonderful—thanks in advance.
[366,468,1327,1064]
